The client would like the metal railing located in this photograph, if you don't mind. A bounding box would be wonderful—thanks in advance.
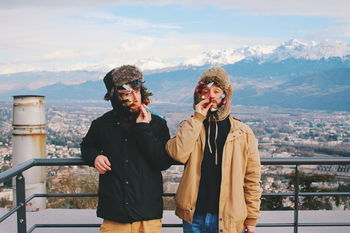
[1,157,350,233]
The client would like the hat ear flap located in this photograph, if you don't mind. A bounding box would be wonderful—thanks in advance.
[104,87,115,101]
[103,69,115,101]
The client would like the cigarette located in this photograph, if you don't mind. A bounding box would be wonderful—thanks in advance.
[146,108,165,119]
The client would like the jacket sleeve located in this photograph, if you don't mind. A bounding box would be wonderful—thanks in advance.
[80,120,103,167]
[132,117,174,171]
[165,112,205,164]
[243,129,262,226]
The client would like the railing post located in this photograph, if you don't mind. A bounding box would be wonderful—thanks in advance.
[16,173,27,233]
[294,165,299,233]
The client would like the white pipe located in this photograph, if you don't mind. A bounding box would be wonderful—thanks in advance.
[12,95,46,212]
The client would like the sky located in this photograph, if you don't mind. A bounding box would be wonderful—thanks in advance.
[0,0,349,74]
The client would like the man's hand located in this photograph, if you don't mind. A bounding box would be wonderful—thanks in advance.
[136,104,151,123]
[244,225,255,233]
[94,155,111,174]
[195,99,213,117]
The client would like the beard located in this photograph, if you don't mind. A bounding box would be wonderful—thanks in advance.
[111,98,139,121]
[209,100,220,112]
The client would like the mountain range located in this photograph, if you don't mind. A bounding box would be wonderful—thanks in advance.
[1,39,350,111]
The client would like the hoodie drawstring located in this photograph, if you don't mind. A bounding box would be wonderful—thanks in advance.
[207,117,219,165]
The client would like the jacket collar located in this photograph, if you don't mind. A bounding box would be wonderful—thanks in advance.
[199,115,244,149]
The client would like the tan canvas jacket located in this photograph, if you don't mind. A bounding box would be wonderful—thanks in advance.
[166,112,261,233]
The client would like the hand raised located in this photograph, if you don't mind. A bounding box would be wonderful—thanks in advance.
[136,104,151,123]
[195,99,213,117]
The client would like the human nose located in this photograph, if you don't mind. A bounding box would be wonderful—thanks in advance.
[209,89,216,97]
[131,91,137,101]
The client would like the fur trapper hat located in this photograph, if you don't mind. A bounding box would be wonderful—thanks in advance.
[104,65,144,100]
[194,66,233,121]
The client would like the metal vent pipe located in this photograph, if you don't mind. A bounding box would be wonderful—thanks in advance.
[12,95,46,211]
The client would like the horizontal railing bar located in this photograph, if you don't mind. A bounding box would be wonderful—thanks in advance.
[0,160,35,182]
[34,158,86,166]
[261,157,350,165]
[26,222,350,232]
[262,192,350,197]
[0,204,22,223]
[299,192,350,196]
[22,191,350,209]
[2,157,350,183]
[25,193,98,203]
[27,224,101,233]
[262,192,294,197]
[35,157,350,165]
[163,224,183,227]
[0,159,87,182]
[257,223,294,227]
[297,222,350,227]
[257,222,350,227]
[25,191,350,200]
[27,223,184,231]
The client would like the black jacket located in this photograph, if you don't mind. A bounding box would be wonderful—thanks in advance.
[80,110,173,223]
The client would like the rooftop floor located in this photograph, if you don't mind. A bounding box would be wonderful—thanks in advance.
[1,209,350,233]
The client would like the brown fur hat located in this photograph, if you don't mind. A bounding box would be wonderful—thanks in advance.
[194,66,233,121]
[104,65,144,100]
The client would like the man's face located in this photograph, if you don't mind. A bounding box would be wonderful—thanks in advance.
[117,84,142,112]
[200,84,224,110]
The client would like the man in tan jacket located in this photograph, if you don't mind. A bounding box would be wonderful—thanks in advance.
[166,67,261,233]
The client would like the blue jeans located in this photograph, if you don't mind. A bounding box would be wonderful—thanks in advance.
[183,213,218,233]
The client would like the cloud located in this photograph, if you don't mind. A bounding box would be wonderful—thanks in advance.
[120,37,155,51]
[1,0,349,18]
[0,1,349,74]
[0,5,270,73]
[300,17,350,41]
[0,7,181,73]
[212,0,350,18]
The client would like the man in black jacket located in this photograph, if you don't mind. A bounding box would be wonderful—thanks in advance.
[81,65,173,233]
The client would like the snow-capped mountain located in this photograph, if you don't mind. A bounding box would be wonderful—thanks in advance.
[262,39,350,62]
[134,39,350,71]
[2,40,350,111]
[2,39,350,103]
[180,45,275,67]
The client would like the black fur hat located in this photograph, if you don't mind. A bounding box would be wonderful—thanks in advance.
[103,65,144,100]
